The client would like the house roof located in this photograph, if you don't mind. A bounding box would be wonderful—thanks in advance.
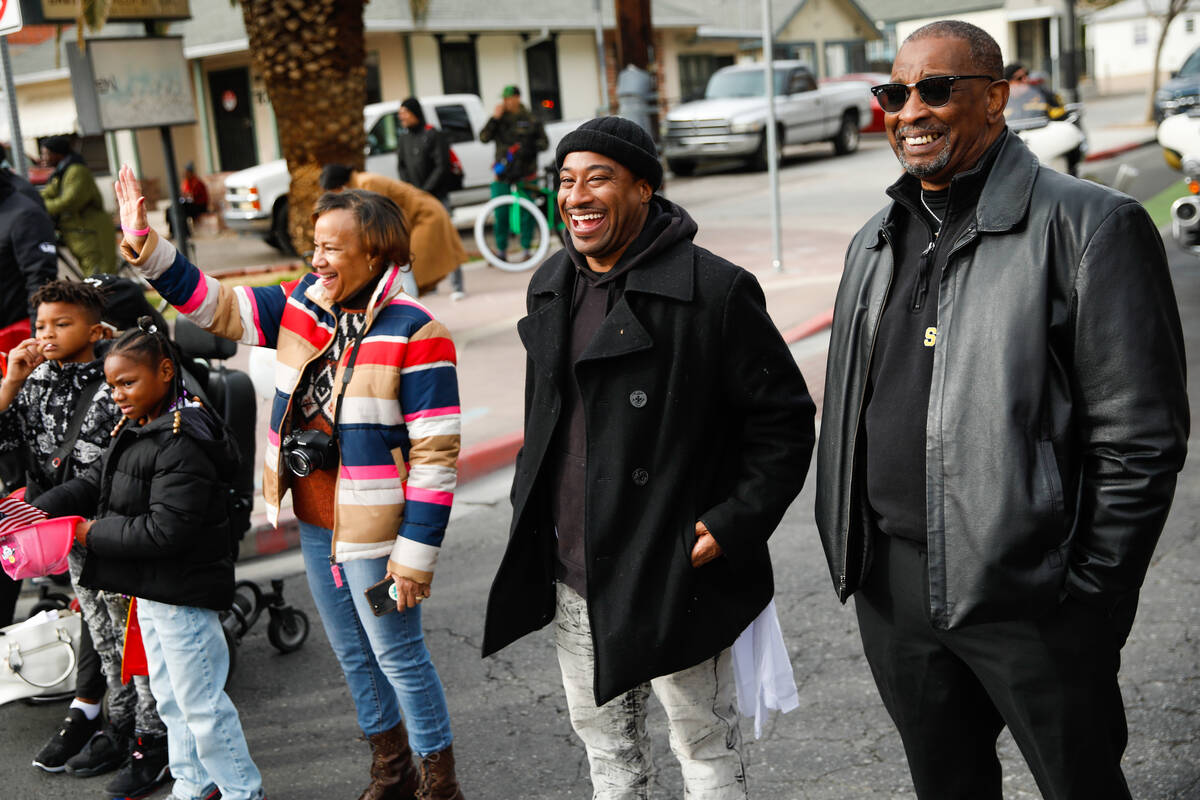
[360,0,706,30]
[855,0,1005,25]
[777,0,879,36]
[1083,0,1200,24]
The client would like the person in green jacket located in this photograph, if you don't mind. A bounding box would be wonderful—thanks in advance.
[40,136,117,276]
[479,86,548,261]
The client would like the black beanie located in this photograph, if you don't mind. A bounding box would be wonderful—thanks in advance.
[556,116,663,190]
[400,97,425,126]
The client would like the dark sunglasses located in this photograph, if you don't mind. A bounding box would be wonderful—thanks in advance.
[870,75,995,113]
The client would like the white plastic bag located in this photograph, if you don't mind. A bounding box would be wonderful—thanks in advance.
[731,599,799,739]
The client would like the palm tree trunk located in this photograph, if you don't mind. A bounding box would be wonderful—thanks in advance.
[237,0,368,254]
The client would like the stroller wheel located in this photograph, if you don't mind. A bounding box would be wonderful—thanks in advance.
[267,608,309,653]
[232,580,264,628]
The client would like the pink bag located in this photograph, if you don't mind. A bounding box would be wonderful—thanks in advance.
[0,516,79,580]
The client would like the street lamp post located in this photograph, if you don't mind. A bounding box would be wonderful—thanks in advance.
[762,0,783,272]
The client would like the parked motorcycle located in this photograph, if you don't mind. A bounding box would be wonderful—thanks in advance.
[1006,84,1087,176]
[1156,111,1200,255]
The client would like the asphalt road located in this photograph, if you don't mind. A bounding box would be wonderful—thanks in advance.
[2,141,1196,799]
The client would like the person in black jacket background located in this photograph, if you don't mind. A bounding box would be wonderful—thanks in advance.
[398,96,466,299]
[35,320,265,800]
[816,21,1188,799]
[0,164,57,353]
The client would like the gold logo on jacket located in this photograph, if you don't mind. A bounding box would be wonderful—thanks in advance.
[924,327,938,347]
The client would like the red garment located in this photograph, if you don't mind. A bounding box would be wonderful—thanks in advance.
[0,317,31,375]
[181,175,209,208]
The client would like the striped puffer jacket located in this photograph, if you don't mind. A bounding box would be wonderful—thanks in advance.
[121,231,460,584]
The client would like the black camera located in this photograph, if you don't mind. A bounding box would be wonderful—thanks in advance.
[281,429,339,477]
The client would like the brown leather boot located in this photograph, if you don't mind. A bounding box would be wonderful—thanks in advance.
[357,722,419,800]
[417,744,465,800]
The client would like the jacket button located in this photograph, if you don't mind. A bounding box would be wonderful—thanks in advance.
[631,468,649,486]
[629,390,647,408]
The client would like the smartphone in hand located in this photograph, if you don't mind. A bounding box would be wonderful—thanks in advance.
[364,576,398,616]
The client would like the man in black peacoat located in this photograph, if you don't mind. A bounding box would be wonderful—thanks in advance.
[482,116,815,798]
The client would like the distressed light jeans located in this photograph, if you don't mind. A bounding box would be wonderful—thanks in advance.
[555,583,747,800]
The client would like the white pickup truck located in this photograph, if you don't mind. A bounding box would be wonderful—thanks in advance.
[223,93,576,253]
[661,61,873,175]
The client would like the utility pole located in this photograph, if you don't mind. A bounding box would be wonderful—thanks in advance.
[762,0,782,272]
[614,0,658,136]
[614,0,652,69]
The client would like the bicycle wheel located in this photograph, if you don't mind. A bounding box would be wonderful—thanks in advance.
[473,193,551,272]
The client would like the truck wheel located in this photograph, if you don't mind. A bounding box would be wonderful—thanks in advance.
[750,129,783,172]
[269,200,297,257]
[667,158,696,177]
[833,111,860,155]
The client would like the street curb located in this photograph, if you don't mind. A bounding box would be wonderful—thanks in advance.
[458,430,526,485]
[1084,137,1157,163]
[782,308,835,343]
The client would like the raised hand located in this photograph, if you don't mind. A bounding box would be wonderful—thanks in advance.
[114,164,151,251]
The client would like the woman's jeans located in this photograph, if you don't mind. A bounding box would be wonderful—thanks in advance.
[137,599,263,800]
[299,522,454,756]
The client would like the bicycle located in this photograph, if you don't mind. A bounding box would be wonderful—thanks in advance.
[473,166,567,272]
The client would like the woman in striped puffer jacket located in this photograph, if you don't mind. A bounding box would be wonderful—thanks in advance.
[114,166,467,800]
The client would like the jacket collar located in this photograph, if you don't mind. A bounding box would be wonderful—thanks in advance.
[528,238,694,303]
[871,129,1039,246]
[303,264,407,326]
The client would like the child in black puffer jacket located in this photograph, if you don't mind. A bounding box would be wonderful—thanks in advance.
[35,317,265,800]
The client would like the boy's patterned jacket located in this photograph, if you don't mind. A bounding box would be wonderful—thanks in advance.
[0,358,121,495]
[121,231,460,584]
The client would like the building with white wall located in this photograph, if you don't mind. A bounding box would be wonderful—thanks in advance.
[1084,0,1200,94]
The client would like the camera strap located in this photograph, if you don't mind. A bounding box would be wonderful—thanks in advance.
[331,321,369,434]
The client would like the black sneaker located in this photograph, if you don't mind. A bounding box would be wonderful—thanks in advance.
[32,707,101,772]
[103,733,170,799]
[64,723,130,777]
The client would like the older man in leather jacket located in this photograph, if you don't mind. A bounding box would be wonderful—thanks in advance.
[816,20,1189,799]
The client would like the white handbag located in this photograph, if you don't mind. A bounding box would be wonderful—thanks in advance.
[0,608,80,706]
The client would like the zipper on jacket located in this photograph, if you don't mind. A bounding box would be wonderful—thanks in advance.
[840,225,897,597]
[909,240,936,312]
[920,222,978,617]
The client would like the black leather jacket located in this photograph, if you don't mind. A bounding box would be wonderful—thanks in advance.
[397,124,449,198]
[815,131,1189,628]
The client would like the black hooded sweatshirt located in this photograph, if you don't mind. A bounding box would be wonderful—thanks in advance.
[34,403,239,611]
[548,195,699,594]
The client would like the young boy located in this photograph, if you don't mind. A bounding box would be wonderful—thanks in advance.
[0,280,170,797]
